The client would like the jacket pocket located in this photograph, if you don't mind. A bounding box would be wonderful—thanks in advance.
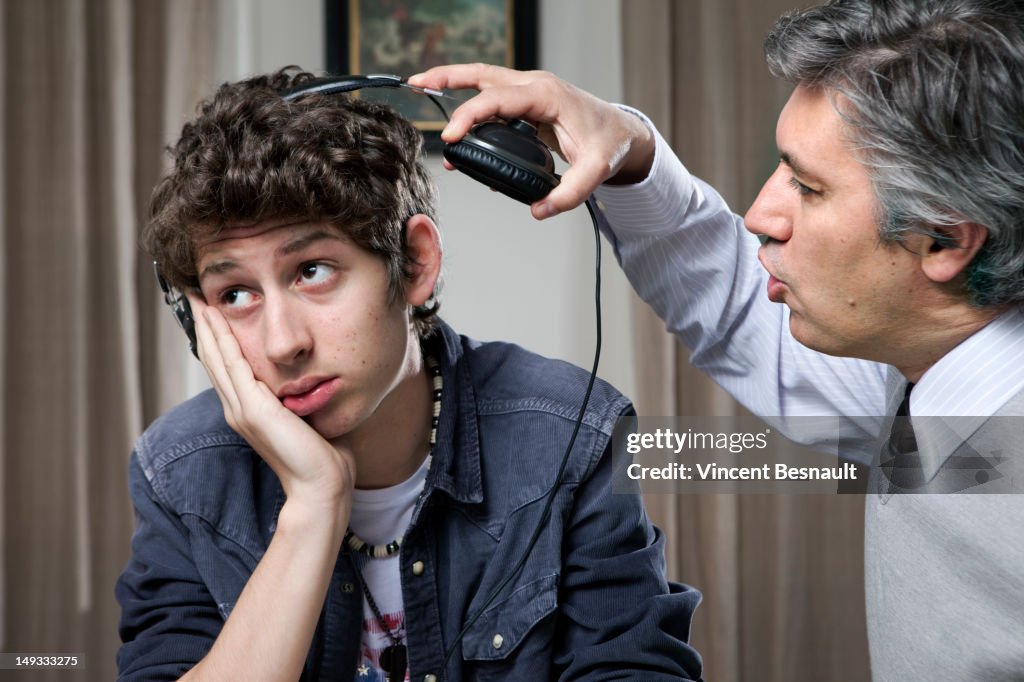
[461,572,559,662]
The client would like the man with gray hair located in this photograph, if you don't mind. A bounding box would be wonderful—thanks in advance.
[412,0,1024,678]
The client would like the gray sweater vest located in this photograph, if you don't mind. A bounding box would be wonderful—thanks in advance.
[865,376,1024,680]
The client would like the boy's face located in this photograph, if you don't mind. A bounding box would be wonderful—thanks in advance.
[195,219,421,440]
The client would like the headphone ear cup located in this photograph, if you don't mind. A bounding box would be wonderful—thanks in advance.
[444,133,559,205]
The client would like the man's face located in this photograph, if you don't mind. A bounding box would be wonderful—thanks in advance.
[195,219,419,440]
[744,85,929,362]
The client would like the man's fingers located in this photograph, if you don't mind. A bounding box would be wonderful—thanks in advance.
[408,63,530,92]
[441,85,552,142]
[531,154,614,219]
[414,66,576,138]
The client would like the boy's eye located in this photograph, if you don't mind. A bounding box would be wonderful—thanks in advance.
[220,289,254,308]
[298,262,334,285]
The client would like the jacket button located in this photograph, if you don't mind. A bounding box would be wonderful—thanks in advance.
[412,561,425,576]
[342,582,355,593]
[424,676,437,682]
[492,633,504,649]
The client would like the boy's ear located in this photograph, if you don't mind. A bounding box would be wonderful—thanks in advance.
[403,214,442,306]
[920,222,987,283]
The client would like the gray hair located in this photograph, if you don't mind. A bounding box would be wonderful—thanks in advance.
[764,0,1024,307]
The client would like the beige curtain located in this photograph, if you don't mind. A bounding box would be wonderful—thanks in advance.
[1,1,215,679]
[621,2,871,681]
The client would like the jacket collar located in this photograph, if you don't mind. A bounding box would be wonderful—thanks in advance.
[422,321,484,505]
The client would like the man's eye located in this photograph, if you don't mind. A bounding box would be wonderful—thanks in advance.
[298,262,334,285]
[787,176,817,196]
[220,289,254,308]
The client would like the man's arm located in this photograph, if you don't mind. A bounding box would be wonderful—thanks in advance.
[412,65,887,452]
[555,406,702,680]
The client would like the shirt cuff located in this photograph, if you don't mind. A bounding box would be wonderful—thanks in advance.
[592,105,698,237]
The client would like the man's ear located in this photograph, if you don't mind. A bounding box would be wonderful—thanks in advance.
[403,213,442,306]
[920,223,987,283]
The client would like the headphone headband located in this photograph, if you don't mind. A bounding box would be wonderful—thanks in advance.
[280,74,416,101]
[278,73,454,127]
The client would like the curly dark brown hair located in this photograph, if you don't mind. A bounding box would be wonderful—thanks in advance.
[145,66,440,335]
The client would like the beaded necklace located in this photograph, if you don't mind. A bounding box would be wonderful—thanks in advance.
[351,355,441,681]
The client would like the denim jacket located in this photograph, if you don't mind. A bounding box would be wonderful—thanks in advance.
[116,322,703,681]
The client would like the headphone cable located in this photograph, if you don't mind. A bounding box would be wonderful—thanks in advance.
[440,196,603,676]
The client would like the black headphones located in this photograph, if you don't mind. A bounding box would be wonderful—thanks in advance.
[281,74,560,204]
[157,74,561,358]
[154,262,197,358]
[442,116,559,204]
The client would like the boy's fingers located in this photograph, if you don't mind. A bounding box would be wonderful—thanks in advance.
[204,307,258,391]
[190,303,241,416]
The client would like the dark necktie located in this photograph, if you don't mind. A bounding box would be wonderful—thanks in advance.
[883,383,925,492]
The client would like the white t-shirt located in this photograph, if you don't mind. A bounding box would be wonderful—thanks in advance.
[350,455,430,681]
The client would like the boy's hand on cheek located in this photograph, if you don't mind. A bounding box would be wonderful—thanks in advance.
[187,295,355,520]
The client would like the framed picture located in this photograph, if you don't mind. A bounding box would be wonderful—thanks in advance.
[325,0,538,151]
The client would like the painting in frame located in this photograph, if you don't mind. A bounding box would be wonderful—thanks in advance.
[325,0,538,151]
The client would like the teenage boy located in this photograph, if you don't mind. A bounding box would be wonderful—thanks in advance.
[115,68,703,681]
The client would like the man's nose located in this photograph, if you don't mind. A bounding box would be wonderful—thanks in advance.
[744,166,794,243]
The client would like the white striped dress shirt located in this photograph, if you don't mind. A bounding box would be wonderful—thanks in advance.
[593,107,1024,682]
[592,108,1024,449]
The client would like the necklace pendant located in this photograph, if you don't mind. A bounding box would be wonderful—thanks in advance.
[380,644,407,680]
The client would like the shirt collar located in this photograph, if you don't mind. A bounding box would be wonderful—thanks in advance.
[422,320,484,505]
[907,306,1024,478]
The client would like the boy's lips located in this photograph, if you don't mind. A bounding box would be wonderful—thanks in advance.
[278,377,342,417]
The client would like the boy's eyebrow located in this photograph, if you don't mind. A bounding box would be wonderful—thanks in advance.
[278,229,343,256]
[198,229,344,282]
[198,259,238,281]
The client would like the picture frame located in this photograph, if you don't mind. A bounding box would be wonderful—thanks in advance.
[325,0,538,152]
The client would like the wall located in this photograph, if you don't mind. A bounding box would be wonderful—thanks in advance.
[198,0,637,400]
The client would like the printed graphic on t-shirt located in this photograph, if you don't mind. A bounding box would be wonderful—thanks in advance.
[356,608,408,681]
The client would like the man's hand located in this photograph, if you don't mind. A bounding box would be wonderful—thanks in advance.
[408,64,656,220]
[188,295,355,519]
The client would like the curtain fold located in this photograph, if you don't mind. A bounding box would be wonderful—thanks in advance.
[621,2,870,681]
[1,2,215,678]
[0,0,6,650]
